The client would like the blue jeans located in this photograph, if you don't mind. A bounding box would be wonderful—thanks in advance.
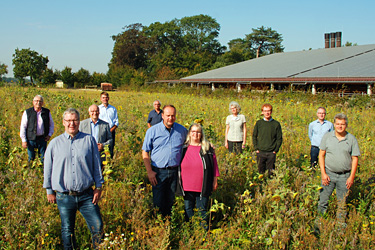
[184,191,209,225]
[310,146,320,167]
[56,189,103,250]
[27,136,47,163]
[318,170,350,221]
[152,166,177,216]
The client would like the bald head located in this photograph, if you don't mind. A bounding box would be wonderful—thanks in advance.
[88,104,100,122]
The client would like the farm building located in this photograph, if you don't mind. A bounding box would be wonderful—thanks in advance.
[55,80,64,88]
[155,33,375,95]
[101,82,113,91]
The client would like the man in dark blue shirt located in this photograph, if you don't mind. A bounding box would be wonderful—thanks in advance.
[147,100,163,128]
[142,105,187,216]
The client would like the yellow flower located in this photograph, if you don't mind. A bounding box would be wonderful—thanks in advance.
[102,161,108,166]
[271,194,281,202]
[258,174,264,180]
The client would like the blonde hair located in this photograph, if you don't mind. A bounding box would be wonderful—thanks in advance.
[185,123,210,155]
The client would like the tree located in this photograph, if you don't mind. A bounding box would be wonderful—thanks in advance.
[245,26,284,58]
[40,68,59,85]
[110,23,152,70]
[0,63,8,79]
[12,48,49,84]
[60,67,75,87]
[92,72,108,86]
[344,41,358,47]
[74,68,91,88]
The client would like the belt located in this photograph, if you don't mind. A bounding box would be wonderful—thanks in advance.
[311,145,319,148]
[333,170,351,175]
[152,165,178,170]
[59,188,91,196]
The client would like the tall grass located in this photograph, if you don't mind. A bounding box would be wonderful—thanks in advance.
[0,86,374,249]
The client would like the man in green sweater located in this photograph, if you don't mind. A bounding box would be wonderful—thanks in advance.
[252,103,283,175]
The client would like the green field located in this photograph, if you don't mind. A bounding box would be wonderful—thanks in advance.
[0,86,374,249]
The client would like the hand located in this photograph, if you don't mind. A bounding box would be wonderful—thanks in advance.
[212,178,218,191]
[22,142,27,148]
[273,151,276,154]
[225,141,228,149]
[321,173,330,186]
[242,144,245,149]
[256,150,260,153]
[147,170,158,186]
[97,143,103,151]
[92,189,102,205]
[47,194,56,203]
[346,175,355,189]
[45,135,51,141]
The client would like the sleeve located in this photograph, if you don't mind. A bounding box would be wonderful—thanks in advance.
[242,114,246,123]
[142,129,153,152]
[213,152,220,177]
[319,133,329,150]
[20,111,28,142]
[351,135,361,156]
[103,123,113,147]
[308,122,313,142]
[329,122,334,132]
[43,140,55,194]
[274,122,283,153]
[48,112,54,136]
[147,111,152,123]
[225,116,230,125]
[91,138,104,187]
[113,107,119,126]
[252,122,258,150]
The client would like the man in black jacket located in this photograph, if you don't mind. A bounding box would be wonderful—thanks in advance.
[20,95,54,163]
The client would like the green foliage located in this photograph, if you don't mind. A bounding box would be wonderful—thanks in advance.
[1,86,374,249]
[74,68,92,88]
[246,26,284,58]
[0,63,8,78]
[60,66,75,87]
[12,48,49,85]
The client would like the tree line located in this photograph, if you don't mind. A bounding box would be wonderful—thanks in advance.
[2,15,285,88]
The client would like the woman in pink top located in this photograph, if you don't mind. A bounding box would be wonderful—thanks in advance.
[176,123,220,228]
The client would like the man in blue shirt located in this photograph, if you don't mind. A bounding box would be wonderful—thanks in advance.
[142,105,188,216]
[43,108,104,249]
[308,107,333,168]
[99,91,119,157]
[147,100,163,128]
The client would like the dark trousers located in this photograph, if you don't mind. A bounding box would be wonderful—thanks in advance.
[228,141,243,154]
[310,146,320,167]
[256,151,276,174]
[27,136,47,163]
[184,191,209,230]
[152,166,178,216]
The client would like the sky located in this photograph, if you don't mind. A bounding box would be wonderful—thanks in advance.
[1,0,374,77]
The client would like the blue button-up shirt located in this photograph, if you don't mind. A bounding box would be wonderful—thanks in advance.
[90,120,99,143]
[142,122,188,168]
[43,132,103,195]
[99,104,119,129]
[308,119,333,147]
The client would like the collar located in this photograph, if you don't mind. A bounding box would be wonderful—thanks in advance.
[263,117,273,122]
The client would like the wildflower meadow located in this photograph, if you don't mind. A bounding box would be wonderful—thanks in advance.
[0,85,374,249]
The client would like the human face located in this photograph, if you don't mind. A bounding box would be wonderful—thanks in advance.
[334,118,347,135]
[89,105,100,122]
[190,126,202,144]
[33,97,43,111]
[154,101,161,111]
[230,106,238,115]
[162,107,176,129]
[100,94,109,106]
[317,108,326,122]
[262,107,272,120]
[63,113,80,137]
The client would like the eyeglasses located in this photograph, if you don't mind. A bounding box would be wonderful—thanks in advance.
[64,119,79,124]
[190,131,201,134]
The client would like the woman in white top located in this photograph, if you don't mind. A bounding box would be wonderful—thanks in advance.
[225,101,246,153]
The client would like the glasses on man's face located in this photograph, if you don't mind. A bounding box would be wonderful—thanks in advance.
[64,119,79,124]
[317,112,326,115]
[33,100,43,103]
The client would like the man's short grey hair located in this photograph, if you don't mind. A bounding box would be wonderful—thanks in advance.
[154,99,161,105]
[229,101,241,113]
[88,104,99,112]
[63,108,80,120]
[334,113,348,125]
[317,107,326,113]
[33,95,44,102]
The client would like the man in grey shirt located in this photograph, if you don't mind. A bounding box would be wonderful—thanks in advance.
[316,113,360,230]
[43,108,104,249]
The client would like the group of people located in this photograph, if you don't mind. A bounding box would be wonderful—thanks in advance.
[21,92,118,249]
[20,94,360,248]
